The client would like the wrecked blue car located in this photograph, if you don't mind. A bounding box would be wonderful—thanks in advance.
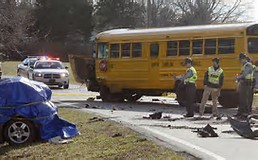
[0,77,79,145]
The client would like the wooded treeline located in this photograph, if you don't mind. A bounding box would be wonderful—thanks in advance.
[0,0,245,60]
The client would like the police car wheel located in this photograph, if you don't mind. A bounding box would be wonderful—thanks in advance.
[64,82,69,89]
[4,120,36,145]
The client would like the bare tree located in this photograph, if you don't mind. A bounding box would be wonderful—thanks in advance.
[143,0,245,27]
[0,0,36,58]
[172,0,244,25]
[145,0,178,27]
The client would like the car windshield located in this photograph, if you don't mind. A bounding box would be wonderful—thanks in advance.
[29,59,37,67]
[35,61,64,69]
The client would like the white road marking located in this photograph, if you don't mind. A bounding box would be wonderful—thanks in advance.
[142,127,226,160]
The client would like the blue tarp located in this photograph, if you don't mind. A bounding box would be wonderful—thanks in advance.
[0,77,79,140]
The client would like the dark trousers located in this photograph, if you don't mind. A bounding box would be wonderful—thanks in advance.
[249,81,255,113]
[249,90,254,113]
[184,83,196,116]
[238,82,253,115]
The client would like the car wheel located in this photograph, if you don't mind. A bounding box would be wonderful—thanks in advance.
[58,84,63,88]
[64,82,69,89]
[4,120,36,145]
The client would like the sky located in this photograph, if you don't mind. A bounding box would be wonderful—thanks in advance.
[254,0,258,21]
[240,0,258,22]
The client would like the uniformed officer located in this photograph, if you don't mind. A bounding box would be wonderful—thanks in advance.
[246,56,256,113]
[199,58,224,117]
[235,53,254,118]
[176,58,197,117]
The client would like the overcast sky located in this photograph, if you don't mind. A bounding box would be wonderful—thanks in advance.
[237,0,257,21]
[253,0,258,21]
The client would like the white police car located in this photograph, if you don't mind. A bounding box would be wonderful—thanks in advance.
[28,60,69,89]
[17,56,48,78]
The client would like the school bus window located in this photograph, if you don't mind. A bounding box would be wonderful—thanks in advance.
[97,43,108,59]
[205,39,216,55]
[192,40,203,55]
[150,43,159,57]
[132,43,142,58]
[167,41,177,56]
[110,44,120,58]
[121,43,131,58]
[179,40,190,56]
[218,38,235,54]
[248,38,258,53]
[247,25,258,35]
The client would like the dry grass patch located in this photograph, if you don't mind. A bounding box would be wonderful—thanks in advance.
[0,108,184,160]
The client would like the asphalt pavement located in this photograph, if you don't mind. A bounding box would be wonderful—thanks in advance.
[50,84,258,160]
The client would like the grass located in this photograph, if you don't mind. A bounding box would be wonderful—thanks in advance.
[1,61,78,84]
[0,108,183,159]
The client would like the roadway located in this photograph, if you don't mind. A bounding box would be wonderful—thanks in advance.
[51,84,258,160]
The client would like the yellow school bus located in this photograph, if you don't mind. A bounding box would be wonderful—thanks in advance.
[69,23,258,107]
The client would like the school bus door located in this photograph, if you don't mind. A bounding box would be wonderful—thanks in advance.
[149,43,160,87]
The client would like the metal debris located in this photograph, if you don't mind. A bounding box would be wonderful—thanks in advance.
[192,124,218,138]
[228,116,257,139]
[112,133,122,138]
[152,99,160,102]
[86,97,95,102]
[88,117,104,123]
[143,112,162,119]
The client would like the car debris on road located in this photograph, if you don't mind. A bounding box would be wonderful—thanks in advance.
[228,116,258,139]
[143,112,163,119]
[192,124,218,138]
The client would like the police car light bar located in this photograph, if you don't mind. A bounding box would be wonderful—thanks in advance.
[47,57,60,61]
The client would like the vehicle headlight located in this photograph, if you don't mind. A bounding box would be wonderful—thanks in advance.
[60,73,68,78]
[34,73,43,77]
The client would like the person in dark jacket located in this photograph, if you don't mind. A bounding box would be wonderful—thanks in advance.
[235,53,254,119]
[246,56,256,113]
[176,58,197,118]
[199,58,224,117]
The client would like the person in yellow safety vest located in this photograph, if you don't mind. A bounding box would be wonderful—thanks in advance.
[176,58,197,118]
[235,53,254,119]
[199,58,224,118]
[246,56,256,114]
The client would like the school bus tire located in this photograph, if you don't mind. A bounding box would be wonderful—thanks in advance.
[218,91,238,108]
[125,94,142,102]
[100,86,124,102]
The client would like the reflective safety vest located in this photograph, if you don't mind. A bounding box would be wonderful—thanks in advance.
[241,62,254,80]
[252,65,256,80]
[208,66,223,85]
[185,66,197,84]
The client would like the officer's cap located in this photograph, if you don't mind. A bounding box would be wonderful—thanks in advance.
[239,53,247,60]
[184,58,192,64]
[212,58,220,63]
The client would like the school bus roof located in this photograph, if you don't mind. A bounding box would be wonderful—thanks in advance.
[96,23,256,42]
